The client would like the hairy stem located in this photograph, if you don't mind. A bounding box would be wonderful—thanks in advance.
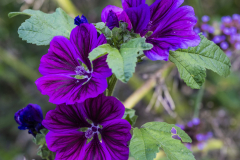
[193,82,205,118]
[106,74,118,96]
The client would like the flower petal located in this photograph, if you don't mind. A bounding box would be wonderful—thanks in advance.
[46,131,86,160]
[149,0,184,31]
[106,10,119,30]
[39,36,80,76]
[82,134,111,160]
[68,77,108,104]
[101,119,131,160]
[70,23,98,70]
[35,75,88,104]
[124,4,150,33]
[122,0,146,9]
[95,34,107,48]
[151,6,200,49]
[146,6,200,61]
[42,103,91,132]
[82,94,125,125]
[92,55,112,78]
[101,5,123,22]
[144,38,170,61]
[118,11,133,30]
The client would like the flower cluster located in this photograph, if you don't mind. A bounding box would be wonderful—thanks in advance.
[14,0,202,159]
[194,14,240,56]
[174,118,213,150]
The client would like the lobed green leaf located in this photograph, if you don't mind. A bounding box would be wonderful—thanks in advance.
[9,8,76,45]
[129,122,195,160]
[169,34,231,89]
[122,108,138,126]
[89,38,153,82]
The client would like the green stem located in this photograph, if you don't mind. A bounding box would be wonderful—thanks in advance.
[193,82,205,118]
[106,74,118,96]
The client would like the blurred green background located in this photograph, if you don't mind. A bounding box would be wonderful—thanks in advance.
[0,0,240,160]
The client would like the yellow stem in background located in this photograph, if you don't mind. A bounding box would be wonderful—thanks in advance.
[55,0,81,17]
[124,62,175,109]
[0,48,40,82]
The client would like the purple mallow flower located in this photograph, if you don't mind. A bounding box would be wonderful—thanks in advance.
[101,0,200,61]
[35,23,112,104]
[74,15,88,26]
[42,94,131,160]
[14,104,44,136]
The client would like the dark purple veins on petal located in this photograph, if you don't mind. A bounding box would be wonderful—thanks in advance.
[106,10,120,30]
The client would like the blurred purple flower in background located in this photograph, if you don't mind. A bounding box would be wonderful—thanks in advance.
[43,94,131,160]
[176,118,212,150]
[14,104,44,137]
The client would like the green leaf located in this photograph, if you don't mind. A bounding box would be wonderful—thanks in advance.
[122,108,138,126]
[89,38,152,82]
[10,8,76,45]
[130,122,195,160]
[169,34,231,89]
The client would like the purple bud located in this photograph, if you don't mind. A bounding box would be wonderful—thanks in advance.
[14,104,44,137]
[172,135,182,140]
[230,27,237,35]
[220,41,229,50]
[185,143,192,150]
[233,14,240,21]
[187,121,193,127]
[201,24,210,31]
[176,124,185,130]
[197,142,205,150]
[171,127,177,134]
[226,50,232,57]
[192,118,200,126]
[212,36,221,44]
[235,42,240,50]
[74,15,88,26]
[208,26,215,34]
[223,28,231,35]
[196,134,205,141]
[221,16,232,23]
[202,15,210,22]
[193,27,201,34]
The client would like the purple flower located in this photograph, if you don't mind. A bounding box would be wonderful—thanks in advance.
[233,14,240,21]
[74,15,88,26]
[176,124,185,130]
[220,41,229,50]
[223,27,231,35]
[14,104,44,136]
[192,118,200,125]
[202,15,210,23]
[171,127,177,134]
[235,42,240,50]
[226,50,232,57]
[101,0,200,61]
[193,27,201,34]
[222,16,232,23]
[212,36,222,44]
[35,23,112,104]
[42,94,131,160]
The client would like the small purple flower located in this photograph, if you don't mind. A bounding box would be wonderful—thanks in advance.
[201,24,210,31]
[220,41,229,50]
[222,16,232,23]
[106,10,120,30]
[192,118,200,126]
[235,42,240,50]
[193,27,201,34]
[74,15,88,26]
[212,35,222,44]
[223,28,231,35]
[101,0,200,61]
[197,142,205,150]
[208,26,215,34]
[35,23,112,104]
[172,135,182,140]
[202,15,210,23]
[176,124,185,130]
[42,94,131,160]
[187,121,193,127]
[226,50,232,57]
[233,14,240,21]
[171,127,177,134]
[14,104,44,136]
